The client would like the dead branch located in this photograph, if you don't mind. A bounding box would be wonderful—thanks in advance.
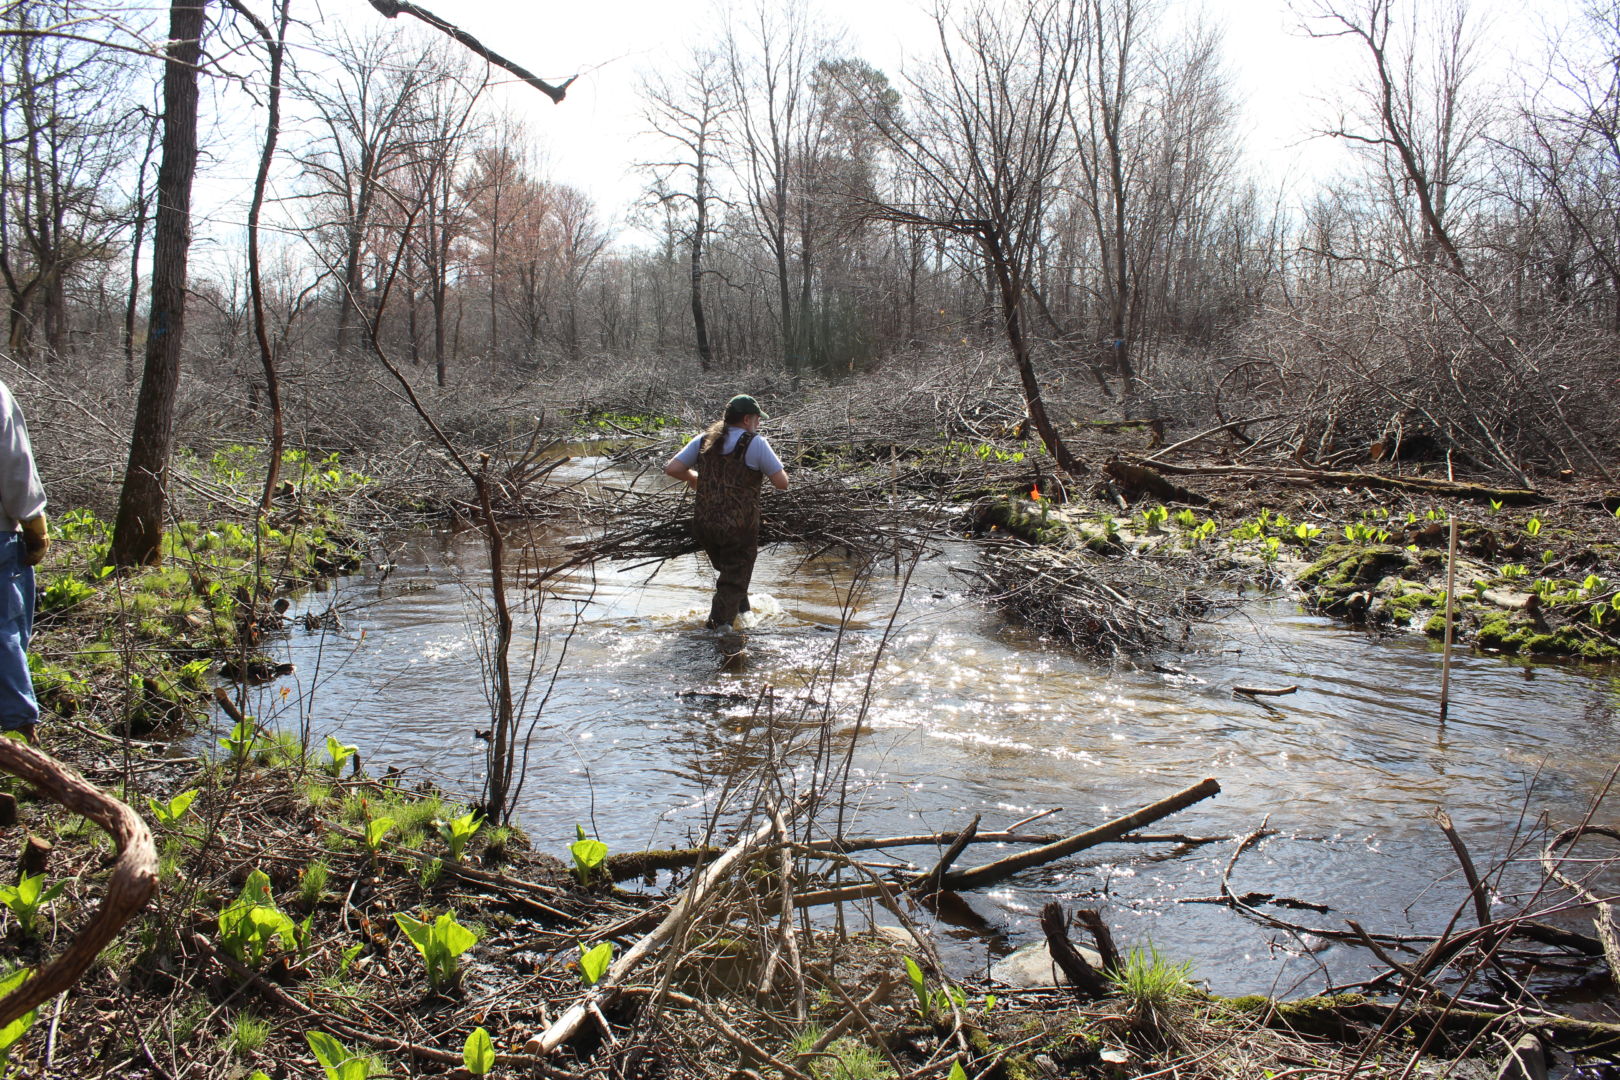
[365,0,576,102]
[525,812,781,1056]
[1039,902,1111,998]
[1542,824,1620,992]
[0,739,156,1028]
[941,778,1221,891]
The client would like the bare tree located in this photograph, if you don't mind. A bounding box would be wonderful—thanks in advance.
[1306,0,1490,275]
[639,45,732,369]
[293,26,439,356]
[870,0,1087,476]
[108,0,206,566]
[0,0,137,360]
[724,0,826,381]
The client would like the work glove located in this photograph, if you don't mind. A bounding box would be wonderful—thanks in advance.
[19,514,48,567]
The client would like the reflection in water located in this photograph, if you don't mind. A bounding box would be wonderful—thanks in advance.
[239,476,1619,995]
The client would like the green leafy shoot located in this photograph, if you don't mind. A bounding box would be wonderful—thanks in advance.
[325,735,359,778]
[463,1026,496,1075]
[0,968,36,1066]
[903,956,928,1017]
[148,788,198,826]
[578,940,614,986]
[363,816,395,859]
[218,869,296,965]
[218,719,260,765]
[394,910,478,990]
[0,873,66,938]
[1172,508,1197,529]
[569,824,607,886]
[1525,516,1543,537]
[948,1061,969,1080]
[436,810,483,863]
[1489,498,1503,514]
[306,1030,381,1080]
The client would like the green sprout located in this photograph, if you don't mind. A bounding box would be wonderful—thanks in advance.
[395,910,478,991]
[435,810,483,863]
[463,1027,496,1076]
[324,735,358,778]
[363,816,395,860]
[0,969,36,1069]
[218,719,260,765]
[569,825,607,887]
[0,874,65,938]
[305,1031,382,1080]
[218,869,296,965]
[578,940,614,986]
[148,788,198,826]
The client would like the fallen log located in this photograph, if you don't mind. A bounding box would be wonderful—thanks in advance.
[1103,459,1210,506]
[941,778,1221,891]
[1126,458,1545,506]
[1233,684,1298,697]
[0,738,156,1028]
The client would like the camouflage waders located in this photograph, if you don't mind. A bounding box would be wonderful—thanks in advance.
[693,424,763,628]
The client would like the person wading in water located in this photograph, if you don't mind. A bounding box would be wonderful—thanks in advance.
[664,395,789,637]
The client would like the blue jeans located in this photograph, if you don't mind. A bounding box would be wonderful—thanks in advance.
[0,533,37,732]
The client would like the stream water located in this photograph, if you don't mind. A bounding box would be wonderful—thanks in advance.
[234,462,1620,998]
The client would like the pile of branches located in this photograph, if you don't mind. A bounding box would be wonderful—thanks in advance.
[966,542,1218,656]
[556,468,945,573]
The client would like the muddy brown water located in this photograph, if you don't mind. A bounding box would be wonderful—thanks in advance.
[236,462,1620,998]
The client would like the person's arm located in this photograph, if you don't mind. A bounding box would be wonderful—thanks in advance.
[767,469,788,491]
[665,435,703,490]
[664,457,698,489]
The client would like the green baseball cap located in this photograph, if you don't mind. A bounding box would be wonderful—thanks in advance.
[726,394,768,419]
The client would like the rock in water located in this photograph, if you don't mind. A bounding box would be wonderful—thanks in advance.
[990,939,1106,988]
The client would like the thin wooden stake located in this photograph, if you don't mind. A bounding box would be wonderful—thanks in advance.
[1440,518,1459,720]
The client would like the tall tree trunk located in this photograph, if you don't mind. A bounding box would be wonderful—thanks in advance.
[226,0,290,514]
[983,230,1084,478]
[109,0,206,567]
[690,155,713,370]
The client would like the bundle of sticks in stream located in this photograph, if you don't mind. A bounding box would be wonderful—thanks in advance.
[555,468,947,573]
[965,543,1220,655]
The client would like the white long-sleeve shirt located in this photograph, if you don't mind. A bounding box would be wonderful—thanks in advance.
[0,381,45,533]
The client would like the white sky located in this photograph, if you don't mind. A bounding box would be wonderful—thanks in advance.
[195,0,1584,257]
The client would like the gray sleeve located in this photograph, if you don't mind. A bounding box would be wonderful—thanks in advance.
[671,434,704,468]
[748,436,784,477]
[0,383,44,526]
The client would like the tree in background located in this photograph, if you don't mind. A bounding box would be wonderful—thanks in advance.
[109,0,206,566]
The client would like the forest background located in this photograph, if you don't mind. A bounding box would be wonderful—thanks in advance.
[4,0,1619,524]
